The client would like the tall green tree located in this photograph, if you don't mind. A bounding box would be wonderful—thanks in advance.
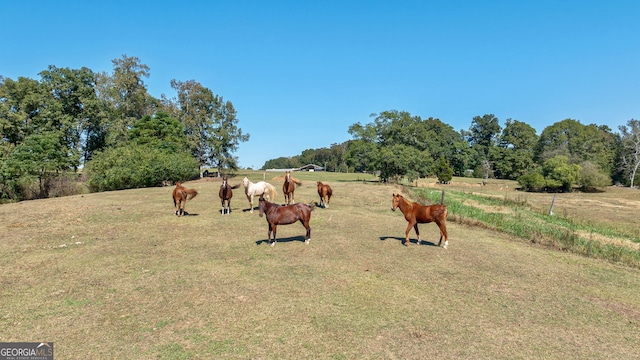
[38,65,104,164]
[492,119,539,179]
[468,114,501,159]
[345,111,468,179]
[129,111,188,152]
[0,76,44,146]
[170,79,248,174]
[96,55,153,146]
[535,119,616,178]
[1,132,69,198]
[208,100,249,172]
[170,79,216,172]
[344,139,378,173]
[377,144,431,182]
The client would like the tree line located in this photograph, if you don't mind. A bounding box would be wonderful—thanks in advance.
[262,110,640,191]
[0,55,249,201]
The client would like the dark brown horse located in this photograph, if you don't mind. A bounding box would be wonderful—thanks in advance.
[316,181,333,208]
[283,171,302,205]
[219,176,240,215]
[391,193,449,248]
[172,182,198,216]
[258,196,313,246]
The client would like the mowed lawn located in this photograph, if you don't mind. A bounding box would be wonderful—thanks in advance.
[1,172,639,359]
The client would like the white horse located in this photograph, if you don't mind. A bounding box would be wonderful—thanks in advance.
[243,177,277,213]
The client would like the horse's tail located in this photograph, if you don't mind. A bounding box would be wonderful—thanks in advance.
[185,189,198,200]
[267,183,277,200]
[293,179,303,186]
[230,184,241,189]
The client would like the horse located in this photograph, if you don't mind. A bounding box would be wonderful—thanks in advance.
[258,196,313,246]
[282,171,302,205]
[172,182,198,216]
[219,176,241,215]
[316,181,333,208]
[391,193,449,249]
[242,176,277,213]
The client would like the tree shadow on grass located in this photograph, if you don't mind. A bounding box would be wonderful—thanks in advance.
[379,236,436,246]
[255,235,308,246]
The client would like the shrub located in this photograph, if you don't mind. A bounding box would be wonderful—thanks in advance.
[85,144,199,192]
[579,161,611,190]
[518,172,545,192]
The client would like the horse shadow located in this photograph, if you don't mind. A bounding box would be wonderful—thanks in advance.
[313,202,328,209]
[242,207,258,213]
[379,236,436,246]
[177,211,199,216]
[255,235,307,246]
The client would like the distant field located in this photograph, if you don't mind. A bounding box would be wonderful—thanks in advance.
[1,171,639,359]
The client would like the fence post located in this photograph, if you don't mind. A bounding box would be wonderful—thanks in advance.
[549,194,556,215]
[441,190,445,205]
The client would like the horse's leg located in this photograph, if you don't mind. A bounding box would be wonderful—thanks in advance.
[404,221,416,246]
[270,224,277,247]
[249,195,254,213]
[436,220,449,249]
[413,224,421,244]
[302,219,311,244]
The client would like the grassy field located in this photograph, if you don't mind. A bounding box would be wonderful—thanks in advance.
[1,171,639,359]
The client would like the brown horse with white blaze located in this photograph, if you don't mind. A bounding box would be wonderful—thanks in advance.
[391,193,449,248]
[219,176,241,215]
[283,171,302,205]
[172,182,198,216]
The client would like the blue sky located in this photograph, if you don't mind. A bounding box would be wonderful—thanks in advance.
[2,1,638,169]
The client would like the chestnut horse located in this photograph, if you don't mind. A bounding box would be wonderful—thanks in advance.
[316,181,333,208]
[283,171,302,205]
[258,196,313,246]
[172,182,198,216]
[219,176,240,215]
[391,193,449,248]
[243,177,277,213]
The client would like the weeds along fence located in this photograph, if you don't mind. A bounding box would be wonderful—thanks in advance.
[412,187,640,269]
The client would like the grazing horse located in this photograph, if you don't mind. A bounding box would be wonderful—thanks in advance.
[219,176,241,215]
[391,193,448,248]
[242,176,277,213]
[316,181,333,208]
[172,182,198,216]
[282,171,302,205]
[258,196,313,246]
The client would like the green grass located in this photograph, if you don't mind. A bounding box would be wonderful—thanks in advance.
[415,187,640,268]
[1,172,639,359]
